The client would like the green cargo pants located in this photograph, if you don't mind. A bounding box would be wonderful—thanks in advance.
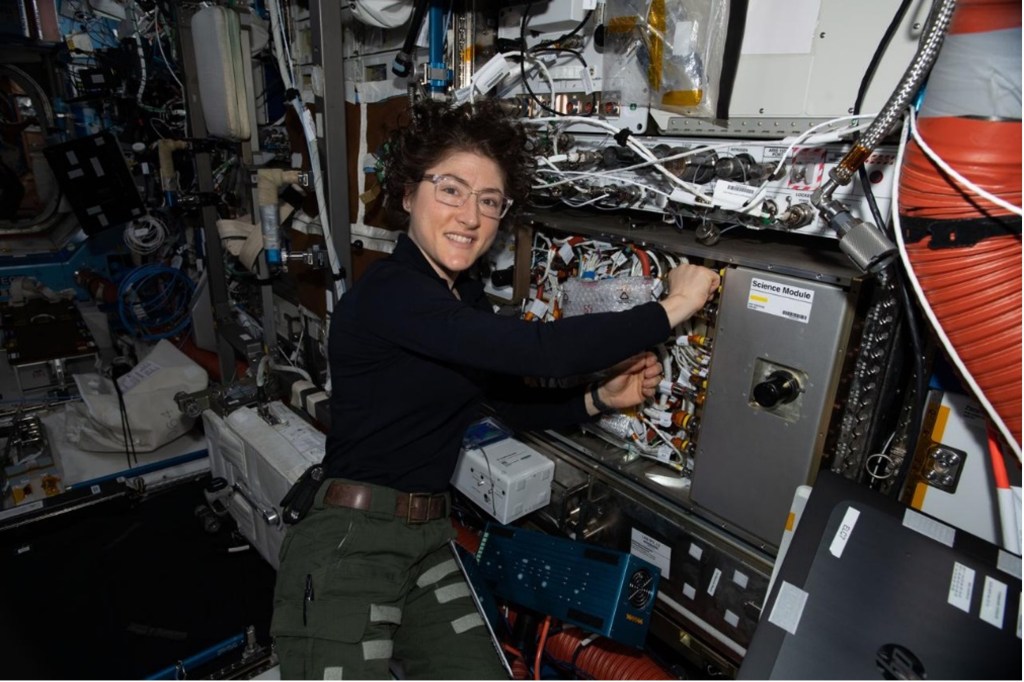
[271,479,508,680]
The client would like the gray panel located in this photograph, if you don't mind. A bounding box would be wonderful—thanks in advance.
[660,0,926,135]
[692,266,852,548]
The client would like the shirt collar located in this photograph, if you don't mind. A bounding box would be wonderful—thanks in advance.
[392,232,475,292]
[393,233,446,283]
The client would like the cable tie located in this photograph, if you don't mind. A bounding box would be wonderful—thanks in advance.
[614,128,632,147]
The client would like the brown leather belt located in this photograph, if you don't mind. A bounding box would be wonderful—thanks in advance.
[323,481,447,523]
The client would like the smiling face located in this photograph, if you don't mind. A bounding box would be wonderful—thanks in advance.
[403,150,505,288]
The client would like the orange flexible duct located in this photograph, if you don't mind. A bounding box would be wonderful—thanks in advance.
[178,335,248,383]
[544,627,674,680]
[898,0,1022,448]
[534,616,552,680]
[503,643,531,680]
[509,657,530,680]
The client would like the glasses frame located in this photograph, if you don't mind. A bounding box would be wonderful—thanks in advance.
[421,174,513,219]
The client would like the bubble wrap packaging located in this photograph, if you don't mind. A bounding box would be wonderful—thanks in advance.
[560,277,656,317]
[593,412,636,440]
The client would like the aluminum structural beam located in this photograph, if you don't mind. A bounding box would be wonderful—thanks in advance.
[308,0,353,294]
[179,8,238,383]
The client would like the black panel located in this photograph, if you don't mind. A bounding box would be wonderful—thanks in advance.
[0,298,97,365]
[42,131,144,235]
[740,472,1022,680]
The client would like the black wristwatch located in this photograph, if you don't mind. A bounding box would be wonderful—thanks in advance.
[590,384,614,414]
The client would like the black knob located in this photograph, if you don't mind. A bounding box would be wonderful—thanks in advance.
[753,370,800,408]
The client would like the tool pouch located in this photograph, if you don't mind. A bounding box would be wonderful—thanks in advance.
[280,464,324,525]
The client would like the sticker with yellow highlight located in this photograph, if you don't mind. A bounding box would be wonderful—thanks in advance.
[747,277,815,324]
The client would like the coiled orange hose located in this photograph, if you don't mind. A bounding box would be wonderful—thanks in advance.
[899,0,1022,447]
[903,236,1021,442]
[544,627,674,680]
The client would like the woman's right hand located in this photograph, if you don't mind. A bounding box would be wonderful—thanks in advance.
[658,264,721,327]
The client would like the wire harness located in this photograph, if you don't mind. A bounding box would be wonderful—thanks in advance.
[117,264,196,341]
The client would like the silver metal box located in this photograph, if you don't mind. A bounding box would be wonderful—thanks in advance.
[692,266,854,547]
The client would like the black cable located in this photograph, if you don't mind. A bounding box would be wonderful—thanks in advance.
[854,0,913,115]
[716,0,748,120]
[520,3,561,117]
[479,445,498,518]
[125,397,137,466]
[861,166,928,491]
[891,276,928,492]
[852,0,926,493]
[532,8,594,52]
[114,379,132,470]
[111,360,138,467]
[518,58,559,116]
[393,0,431,77]
[118,384,138,467]
[869,193,929,495]
[539,648,594,680]
[520,4,596,117]
[569,636,595,679]
[530,47,597,116]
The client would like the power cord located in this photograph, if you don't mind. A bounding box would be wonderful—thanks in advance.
[110,357,138,468]
[480,445,498,519]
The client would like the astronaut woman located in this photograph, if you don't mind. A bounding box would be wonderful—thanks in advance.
[271,98,720,679]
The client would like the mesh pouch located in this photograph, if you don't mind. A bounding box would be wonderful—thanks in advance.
[560,277,656,317]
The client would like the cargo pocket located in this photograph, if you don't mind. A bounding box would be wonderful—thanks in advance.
[272,594,372,679]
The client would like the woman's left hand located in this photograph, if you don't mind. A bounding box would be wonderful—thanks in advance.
[589,352,662,414]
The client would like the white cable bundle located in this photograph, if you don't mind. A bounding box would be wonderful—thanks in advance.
[123,214,169,255]
[266,0,345,302]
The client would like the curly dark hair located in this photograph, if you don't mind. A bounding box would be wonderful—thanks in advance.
[378,98,536,226]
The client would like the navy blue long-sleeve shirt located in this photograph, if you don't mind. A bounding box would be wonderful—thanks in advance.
[323,233,671,493]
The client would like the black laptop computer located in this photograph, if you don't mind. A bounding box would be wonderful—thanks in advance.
[740,471,1021,680]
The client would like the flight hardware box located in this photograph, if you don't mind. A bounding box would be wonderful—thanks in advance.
[452,435,555,524]
[1,299,99,393]
[203,401,324,568]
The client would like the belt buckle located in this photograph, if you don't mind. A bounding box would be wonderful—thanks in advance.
[406,492,432,523]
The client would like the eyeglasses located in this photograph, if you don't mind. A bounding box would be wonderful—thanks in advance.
[421,174,513,220]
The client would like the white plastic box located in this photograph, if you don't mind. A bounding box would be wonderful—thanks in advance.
[203,402,324,568]
[451,437,554,524]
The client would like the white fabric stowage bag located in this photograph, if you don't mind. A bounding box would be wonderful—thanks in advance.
[65,340,209,452]
[190,6,251,141]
